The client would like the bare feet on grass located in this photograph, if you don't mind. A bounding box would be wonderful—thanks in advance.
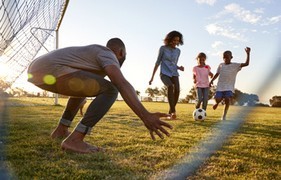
[61,131,104,154]
[51,124,70,139]
[61,141,103,154]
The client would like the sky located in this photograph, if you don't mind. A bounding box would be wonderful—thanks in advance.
[14,0,281,104]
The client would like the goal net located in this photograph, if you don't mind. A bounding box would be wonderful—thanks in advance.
[0,0,69,88]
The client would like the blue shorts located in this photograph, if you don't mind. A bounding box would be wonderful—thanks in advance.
[214,91,233,99]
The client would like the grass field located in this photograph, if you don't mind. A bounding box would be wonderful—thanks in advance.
[2,97,281,179]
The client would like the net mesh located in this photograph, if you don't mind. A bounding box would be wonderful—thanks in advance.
[0,0,69,86]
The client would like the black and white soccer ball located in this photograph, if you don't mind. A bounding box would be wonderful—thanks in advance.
[193,108,206,121]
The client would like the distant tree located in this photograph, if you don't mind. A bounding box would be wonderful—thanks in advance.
[42,90,49,97]
[0,79,29,97]
[145,87,160,98]
[184,94,194,103]
[9,87,28,97]
[0,79,11,92]
[269,96,281,107]
[186,86,216,102]
[233,89,242,105]
[186,86,259,106]
[160,86,167,97]
[153,87,160,97]
[209,86,216,100]
[188,86,197,100]
[179,98,189,103]
[247,94,259,106]
[142,97,153,102]
[145,87,155,97]
[0,79,9,98]
[234,89,259,106]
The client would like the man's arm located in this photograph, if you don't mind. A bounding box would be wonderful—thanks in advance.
[240,47,251,68]
[104,65,173,140]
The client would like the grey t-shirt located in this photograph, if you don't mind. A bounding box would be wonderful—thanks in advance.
[216,62,241,92]
[28,44,120,85]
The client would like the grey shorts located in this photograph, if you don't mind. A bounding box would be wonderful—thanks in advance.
[34,71,116,97]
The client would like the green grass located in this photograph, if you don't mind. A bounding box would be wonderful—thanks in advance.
[2,97,281,179]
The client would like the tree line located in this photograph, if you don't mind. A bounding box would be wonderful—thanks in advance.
[0,79,280,107]
[144,85,278,107]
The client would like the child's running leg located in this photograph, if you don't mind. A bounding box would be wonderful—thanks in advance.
[213,97,222,110]
[222,98,230,120]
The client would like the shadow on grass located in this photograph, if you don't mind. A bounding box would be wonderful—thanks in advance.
[4,102,153,179]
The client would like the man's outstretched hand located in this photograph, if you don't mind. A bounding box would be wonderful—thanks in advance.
[142,112,173,140]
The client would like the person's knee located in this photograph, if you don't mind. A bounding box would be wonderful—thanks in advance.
[215,98,222,103]
[225,97,230,101]
[224,98,230,104]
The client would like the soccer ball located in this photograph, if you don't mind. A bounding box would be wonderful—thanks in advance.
[193,108,206,121]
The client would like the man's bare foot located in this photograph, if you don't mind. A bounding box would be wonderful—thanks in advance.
[61,139,103,154]
[51,125,70,139]
[60,131,104,154]
[213,104,218,110]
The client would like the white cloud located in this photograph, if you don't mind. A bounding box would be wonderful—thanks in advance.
[210,50,223,57]
[213,3,280,29]
[211,41,223,49]
[210,41,224,58]
[262,30,270,34]
[196,0,216,6]
[206,23,247,42]
[265,15,281,25]
[254,8,264,14]
[250,0,272,4]
[259,15,281,26]
[224,3,261,24]
[233,45,240,49]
